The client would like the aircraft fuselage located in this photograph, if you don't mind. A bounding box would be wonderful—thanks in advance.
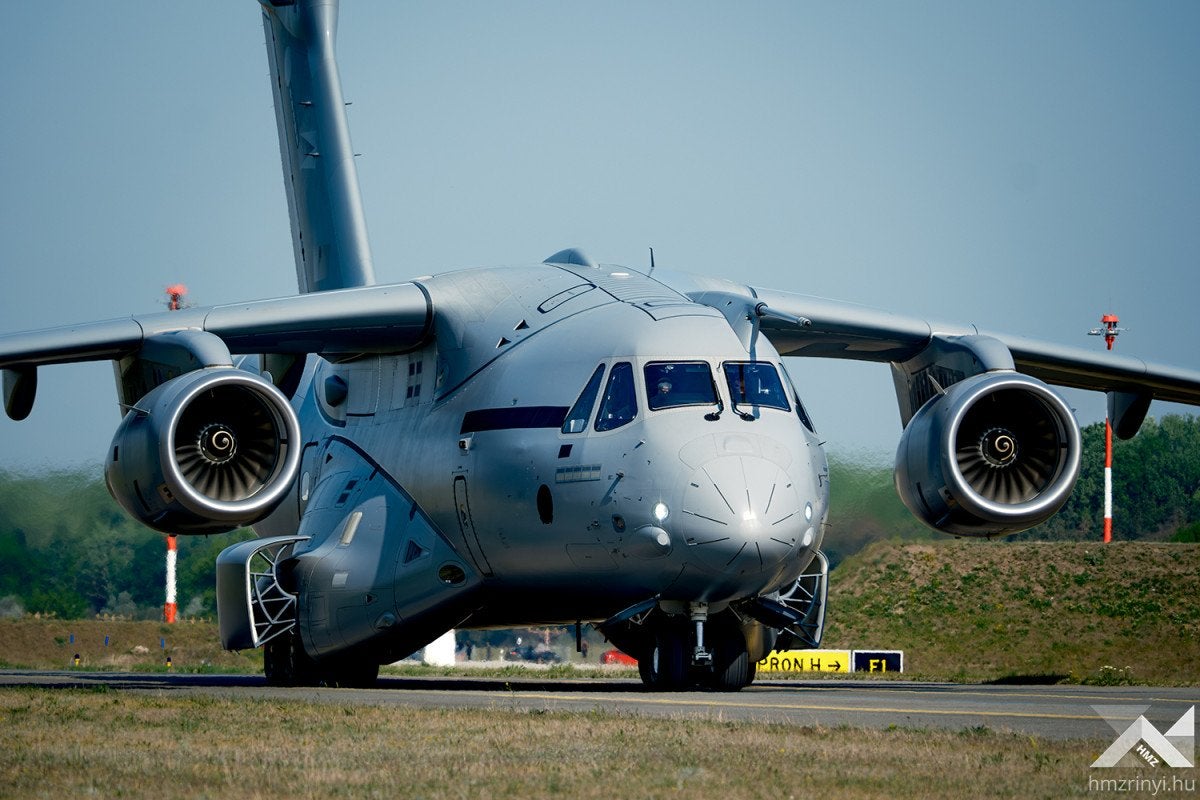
[259,262,829,629]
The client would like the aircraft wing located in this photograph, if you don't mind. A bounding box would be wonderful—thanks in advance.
[0,282,431,419]
[0,282,431,369]
[750,286,1200,402]
[744,285,1200,435]
[654,269,1200,436]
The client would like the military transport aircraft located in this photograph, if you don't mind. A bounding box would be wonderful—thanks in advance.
[3,0,1200,690]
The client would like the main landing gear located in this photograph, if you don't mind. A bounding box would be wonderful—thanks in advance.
[263,629,380,688]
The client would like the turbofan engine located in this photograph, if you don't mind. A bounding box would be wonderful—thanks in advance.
[894,372,1081,536]
[105,368,302,534]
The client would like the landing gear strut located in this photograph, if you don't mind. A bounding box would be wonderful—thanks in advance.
[690,602,713,667]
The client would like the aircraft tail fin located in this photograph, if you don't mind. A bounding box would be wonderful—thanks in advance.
[259,0,375,294]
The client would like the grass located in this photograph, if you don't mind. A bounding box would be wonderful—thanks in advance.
[3,540,1198,685]
[0,618,635,680]
[0,617,263,674]
[0,687,1116,800]
[823,540,1200,685]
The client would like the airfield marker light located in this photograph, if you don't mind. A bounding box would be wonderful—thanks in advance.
[165,283,188,312]
[163,283,188,622]
[1087,311,1124,544]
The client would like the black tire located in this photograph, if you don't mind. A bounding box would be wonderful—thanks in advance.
[264,629,318,687]
[707,628,754,691]
[638,628,688,690]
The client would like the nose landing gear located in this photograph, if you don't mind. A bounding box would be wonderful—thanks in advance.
[633,605,756,691]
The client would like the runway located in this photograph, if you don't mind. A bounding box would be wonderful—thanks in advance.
[3,670,1194,740]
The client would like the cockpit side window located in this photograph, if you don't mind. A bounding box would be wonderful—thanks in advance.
[595,362,638,431]
[723,362,791,412]
[780,363,817,433]
[644,362,718,410]
[562,364,606,434]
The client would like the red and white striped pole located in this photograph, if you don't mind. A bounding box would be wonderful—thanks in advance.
[165,534,178,623]
[1103,417,1113,544]
[1089,312,1123,545]
[164,284,187,622]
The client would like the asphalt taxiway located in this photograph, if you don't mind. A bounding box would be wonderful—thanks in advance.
[2,671,1194,740]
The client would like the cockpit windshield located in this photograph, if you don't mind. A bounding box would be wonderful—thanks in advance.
[644,362,718,410]
[723,362,791,412]
[780,362,817,433]
[562,364,605,434]
[595,362,638,431]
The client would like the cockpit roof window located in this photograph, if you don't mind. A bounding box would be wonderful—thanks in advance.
[562,364,605,434]
[644,362,718,411]
[723,361,791,412]
[595,362,637,432]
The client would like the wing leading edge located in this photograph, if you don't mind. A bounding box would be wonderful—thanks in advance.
[750,286,1200,400]
[0,282,431,420]
[654,270,1200,438]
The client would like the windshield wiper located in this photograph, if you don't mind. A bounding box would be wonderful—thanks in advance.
[730,400,756,421]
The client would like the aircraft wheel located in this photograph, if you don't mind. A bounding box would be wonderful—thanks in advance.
[706,628,755,691]
[638,628,688,690]
[264,629,318,687]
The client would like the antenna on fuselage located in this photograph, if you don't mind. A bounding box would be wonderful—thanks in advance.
[648,247,656,277]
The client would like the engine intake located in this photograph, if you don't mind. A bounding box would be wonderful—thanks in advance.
[106,368,301,534]
[894,372,1080,536]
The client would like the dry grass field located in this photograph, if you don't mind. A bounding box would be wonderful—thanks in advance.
[0,687,1114,800]
[0,617,262,674]
[3,541,1197,798]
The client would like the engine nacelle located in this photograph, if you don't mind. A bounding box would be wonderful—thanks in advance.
[105,368,302,534]
[894,372,1081,537]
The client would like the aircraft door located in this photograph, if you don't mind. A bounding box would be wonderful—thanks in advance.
[453,475,494,577]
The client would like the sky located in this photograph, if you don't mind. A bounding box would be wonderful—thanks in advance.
[1,1,1198,471]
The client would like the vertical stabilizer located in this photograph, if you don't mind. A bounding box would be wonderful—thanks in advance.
[259,0,375,293]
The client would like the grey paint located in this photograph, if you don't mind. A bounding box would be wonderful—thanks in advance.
[260,0,375,293]
[3,0,1200,686]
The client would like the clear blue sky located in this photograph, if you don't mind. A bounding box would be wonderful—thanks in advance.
[2,1,1198,470]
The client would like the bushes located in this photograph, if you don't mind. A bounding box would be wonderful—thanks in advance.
[0,469,254,618]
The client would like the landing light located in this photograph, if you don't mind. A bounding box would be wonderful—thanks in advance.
[653,502,670,522]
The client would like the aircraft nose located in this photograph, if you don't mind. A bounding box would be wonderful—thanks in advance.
[678,455,809,573]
